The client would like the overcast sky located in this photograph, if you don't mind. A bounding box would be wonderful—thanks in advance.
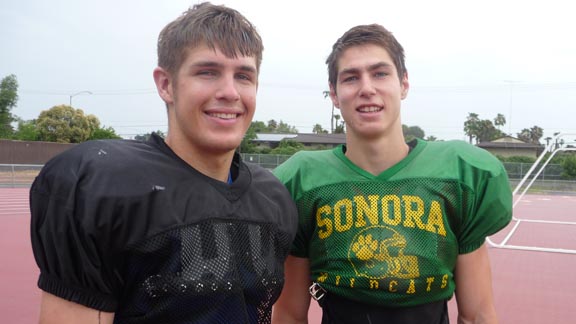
[2,0,575,142]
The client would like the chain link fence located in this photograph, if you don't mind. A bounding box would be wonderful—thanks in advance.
[1,160,575,193]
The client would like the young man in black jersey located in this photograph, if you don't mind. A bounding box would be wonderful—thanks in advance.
[30,3,298,324]
[272,24,512,324]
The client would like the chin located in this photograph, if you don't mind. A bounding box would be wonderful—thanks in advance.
[206,136,243,153]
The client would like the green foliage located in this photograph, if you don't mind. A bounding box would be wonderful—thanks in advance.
[88,126,122,140]
[503,155,536,163]
[312,123,328,134]
[36,105,100,143]
[464,113,506,144]
[270,139,304,155]
[517,126,543,144]
[239,124,258,153]
[0,74,19,138]
[134,131,165,141]
[13,118,39,141]
[561,155,576,179]
[403,125,425,142]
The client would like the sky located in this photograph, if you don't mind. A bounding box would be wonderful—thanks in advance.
[2,0,575,142]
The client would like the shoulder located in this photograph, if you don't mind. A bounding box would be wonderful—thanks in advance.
[34,139,156,194]
[273,148,336,179]
[244,161,290,195]
[420,140,504,175]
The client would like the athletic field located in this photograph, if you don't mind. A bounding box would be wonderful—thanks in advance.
[2,188,575,323]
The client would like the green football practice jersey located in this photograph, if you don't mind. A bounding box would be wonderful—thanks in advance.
[274,139,512,307]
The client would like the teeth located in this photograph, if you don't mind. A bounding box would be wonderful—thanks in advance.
[210,113,237,119]
[358,106,382,112]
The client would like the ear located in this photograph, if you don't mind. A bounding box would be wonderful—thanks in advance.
[329,84,341,110]
[153,67,174,105]
[400,72,409,100]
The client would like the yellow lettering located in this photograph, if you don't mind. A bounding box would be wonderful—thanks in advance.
[349,278,355,288]
[426,277,434,292]
[317,273,328,283]
[381,195,402,226]
[441,274,449,288]
[403,196,425,230]
[354,195,379,227]
[425,201,447,236]
[335,276,341,286]
[406,279,416,294]
[369,280,379,289]
[334,199,353,232]
[389,280,398,292]
[317,205,332,239]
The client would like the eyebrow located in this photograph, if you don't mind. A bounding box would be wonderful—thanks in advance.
[339,62,393,76]
[191,61,257,73]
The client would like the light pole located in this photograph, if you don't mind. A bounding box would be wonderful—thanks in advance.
[69,90,92,106]
[503,80,520,135]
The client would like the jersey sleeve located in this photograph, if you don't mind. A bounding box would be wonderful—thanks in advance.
[458,161,513,254]
[30,151,120,312]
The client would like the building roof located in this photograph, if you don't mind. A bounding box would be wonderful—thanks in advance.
[254,133,346,145]
[477,137,543,149]
[253,133,297,142]
[291,133,346,144]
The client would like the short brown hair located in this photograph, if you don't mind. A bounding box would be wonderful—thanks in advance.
[157,2,263,75]
[326,24,407,88]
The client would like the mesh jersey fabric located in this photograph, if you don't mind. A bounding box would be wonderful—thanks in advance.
[273,139,512,308]
[30,133,298,324]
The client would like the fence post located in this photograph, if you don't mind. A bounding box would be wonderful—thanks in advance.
[11,164,15,188]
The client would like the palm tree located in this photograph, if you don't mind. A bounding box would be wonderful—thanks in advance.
[463,113,480,143]
[494,113,506,132]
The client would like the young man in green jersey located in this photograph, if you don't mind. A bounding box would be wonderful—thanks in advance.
[272,24,512,324]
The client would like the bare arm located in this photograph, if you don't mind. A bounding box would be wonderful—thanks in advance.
[454,243,498,324]
[39,292,114,324]
[272,255,312,324]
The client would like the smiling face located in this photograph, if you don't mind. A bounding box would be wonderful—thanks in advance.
[154,44,258,157]
[330,44,409,140]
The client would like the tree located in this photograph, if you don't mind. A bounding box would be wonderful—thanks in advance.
[333,114,345,134]
[276,120,298,133]
[13,118,39,141]
[250,121,268,133]
[464,113,506,144]
[463,113,480,143]
[493,113,506,131]
[402,125,425,142]
[239,124,258,153]
[134,131,165,141]
[529,126,543,144]
[270,139,304,155]
[312,123,328,134]
[0,74,18,138]
[517,126,543,144]
[476,119,503,143]
[88,126,122,140]
[267,119,278,131]
[36,105,100,143]
[561,154,576,179]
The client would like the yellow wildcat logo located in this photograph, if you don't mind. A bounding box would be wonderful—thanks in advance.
[348,226,419,279]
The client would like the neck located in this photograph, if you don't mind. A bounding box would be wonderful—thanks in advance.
[164,136,234,183]
[345,132,410,176]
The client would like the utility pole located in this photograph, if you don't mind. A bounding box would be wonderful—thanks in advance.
[503,80,520,135]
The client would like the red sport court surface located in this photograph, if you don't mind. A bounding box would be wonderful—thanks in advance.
[2,187,575,323]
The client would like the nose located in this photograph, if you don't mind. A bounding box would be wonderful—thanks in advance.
[216,74,241,101]
[358,76,376,97]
